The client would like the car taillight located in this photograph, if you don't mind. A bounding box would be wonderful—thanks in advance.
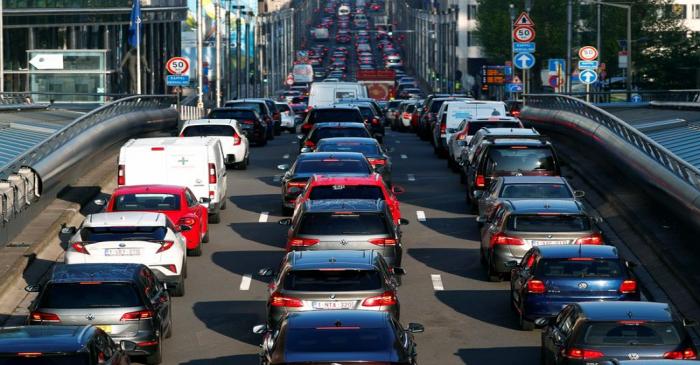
[120,310,154,321]
[475,175,486,187]
[512,110,522,117]
[304,140,315,147]
[619,280,637,293]
[664,349,697,359]
[30,311,60,322]
[233,133,241,145]
[575,233,603,245]
[457,132,466,140]
[71,242,90,255]
[489,232,524,246]
[161,264,177,273]
[369,238,397,245]
[270,292,304,307]
[155,240,175,253]
[208,163,217,184]
[362,290,397,306]
[178,217,197,226]
[287,181,306,193]
[527,279,546,294]
[209,190,215,201]
[287,237,319,248]
[368,158,386,166]
[243,119,255,125]
[440,120,446,134]
[566,348,604,360]
[118,164,125,185]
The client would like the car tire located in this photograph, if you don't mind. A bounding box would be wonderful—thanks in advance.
[220,198,227,210]
[209,211,221,224]
[282,205,294,216]
[259,138,268,146]
[144,334,163,364]
[520,311,534,331]
[460,171,466,184]
[487,254,502,282]
[202,226,210,243]
[187,244,202,257]
[164,311,173,338]
[171,275,185,297]
[479,245,486,266]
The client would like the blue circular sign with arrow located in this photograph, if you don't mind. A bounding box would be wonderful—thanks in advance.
[514,52,535,70]
[579,69,598,85]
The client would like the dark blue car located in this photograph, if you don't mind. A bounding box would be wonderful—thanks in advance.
[509,245,640,330]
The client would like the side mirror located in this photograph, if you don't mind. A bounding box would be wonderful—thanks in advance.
[258,267,275,277]
[93,199,106,206]
[278,218,292,226]
[399,218,409,225]
[573,190,585,199]
[534,317,552,328]
[120,340,138,352]
[683,318,698,327]
[253,324,268,334]
[504,260,519,268]
[60,226,77,235]
[199,197,211,204]
[300,147,312,153]
[24,284,41,293]
[407,323,424,333]
[625,260,638,269]
[392,267,406,275]
[179,225,192,232]
[277,164,291,171]
[391,185,405,195]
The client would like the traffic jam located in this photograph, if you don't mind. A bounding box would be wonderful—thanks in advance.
[3,0,698,364]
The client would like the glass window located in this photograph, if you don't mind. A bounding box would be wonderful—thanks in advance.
[309,185,384,200]
[39,283,142,308]
[486,146,555,173]
[536,259,624,278]
[507,215,590,232]
[500,183,573,199]
[182,125,235,137]
[315,141,380,155]
[185,190,198,207]
[209,109,257,120]
[225,102,264,115]
[285,327,393,353]
[295,159,371,174]
[580,322,682,346]
[310,127,372,142]
[80,226,167,242]
[313,109,364,123]
[298,212,389,235]
[113,193,180,211]
[283,270,383,291]
[693,4,700,19]
[467,121,521,135]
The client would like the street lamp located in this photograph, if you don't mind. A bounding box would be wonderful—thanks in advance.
[509,4,516,65]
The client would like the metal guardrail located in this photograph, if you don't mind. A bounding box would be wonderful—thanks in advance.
[524,94,700,191]
[561,89,700,104]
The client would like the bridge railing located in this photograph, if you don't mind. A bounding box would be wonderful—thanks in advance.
[563,89,700,104]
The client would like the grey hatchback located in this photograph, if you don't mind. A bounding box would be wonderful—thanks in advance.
[260,250,403,326]
[27,263,172,364]
[279,199,407,267]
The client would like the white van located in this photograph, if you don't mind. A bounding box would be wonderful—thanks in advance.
[435,100,507,149]
[118,137,228,223]
[308,82,368,108]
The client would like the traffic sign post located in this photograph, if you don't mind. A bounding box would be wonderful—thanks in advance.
[166,57,190,75]
[513,26,535,43]
[579,69,598,103]
[165,56,190,117]
[578,46,599,61]
[514,53,535,70]
[578,60,599,69]
[512,42,535,53]
[512,11,535,101]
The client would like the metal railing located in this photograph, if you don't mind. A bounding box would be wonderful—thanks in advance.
[524,94,700,191]
[564,90,700,104]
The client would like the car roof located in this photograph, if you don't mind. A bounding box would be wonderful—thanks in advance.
[310,174,383,186]
[313,105,359,111]
[112,184,186,195]
[314,122,367,129]
[126,137,218,148]
[304,199,385,213]
[183,119,238,126]
[288,250,378,270]
[83,211,167,227]
[577,302,674,322]
[50,263,143,283]
[211,107,256,113]
[317,137,378,145]
[0,326,96,353]
[297,151,367,160]
[506,199,584,214]
[479,127,539,136]
[536,245,619,259]
[286,310,390,329]
[500,176,568,184]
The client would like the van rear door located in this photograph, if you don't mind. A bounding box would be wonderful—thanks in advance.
[121,145,168,186]
[165,144,210,200]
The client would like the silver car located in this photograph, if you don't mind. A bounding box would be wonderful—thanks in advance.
[279,199,407,267]
[260,250,403,325]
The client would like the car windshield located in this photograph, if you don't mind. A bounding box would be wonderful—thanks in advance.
[536,258,624,278]
[182,125,235,137]
[467,121,521,135]
[299,212,388,235]
[227,102,263,115]
[285,327,392,353]
[39,283,142,308]
[310,128,371,143]
[283,270,383,291]
[487,146,555,173]
[387,101,401,108]
[313,109,363,123]
[80,226,167,242]
[309,185,384,200]
[209,110,256,120]
[579,322,682,346]
[0,355,90,364]
[112,193,180,211]
[356,107,374,119]
[295,159,371,174]
[277,104,291,112]
[507,215,590,232]
[316,141,380,155]
[500,183,573,199]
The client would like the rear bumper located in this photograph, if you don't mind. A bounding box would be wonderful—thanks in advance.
[112,331,160,356]
[492,247,523,274]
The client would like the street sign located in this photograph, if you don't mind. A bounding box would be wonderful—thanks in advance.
[578,60,599,69]
[514,12,534,27]
[548,75,561,88]
[631,94,642,103]
[29,54,64,70]
[506,83,523,93]
[548,59,565,73]
[513,53,535,70]
[578,69,598,84]
[166,75,190,86]
[618,51,628,68]
[512,42,535,53]
[513,26,535,43]
[166,57,190,75]
[578,46,599,61]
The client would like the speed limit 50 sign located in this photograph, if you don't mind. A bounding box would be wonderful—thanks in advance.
[513,26,535,43]
[166,57,190,75]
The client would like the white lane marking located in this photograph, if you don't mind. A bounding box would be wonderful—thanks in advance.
[258,212,269,223]
[416,210,426,221]
[431,274,444,291]
[273,175,281,182]
[395,140,401,144]
[239,274,252,290]
[400,154,408,159]
[407,174,416,181]
[291,140,297,144]
[283,154,290,159]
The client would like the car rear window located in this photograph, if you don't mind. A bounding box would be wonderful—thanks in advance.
[430,100,446,113]
[486,146,556,173]
[536,258,624,278]
[209,109,256,120]
[277,104,291,112]
[309,185,384,200]
[467,121,522,135]
[285,327,392,353]
[80,226,167,242]
[310,128,372,143]
[316,141,380,155]
[227,102,264,115]
[500,183,573,199]
[357,107,374,120]
[313,109,363,123]
[579,322,682,346]
[406,105,416,113]
[295,159,371,175]
[299,212,389,235]
[387,101,401,108]
[182,125,235,137]
[113,193,180,211]
[0,355,90,364]
[283,270,383,291]
[39,283,142,308]
[507,215,591,232]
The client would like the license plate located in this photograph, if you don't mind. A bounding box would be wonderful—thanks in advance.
[312,301,355,310]
[96,325,112,333]
[531,240,569,246]
[104,248,142,256]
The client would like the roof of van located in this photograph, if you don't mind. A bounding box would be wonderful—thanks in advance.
[124,137,220,148]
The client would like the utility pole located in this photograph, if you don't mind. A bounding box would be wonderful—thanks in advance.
[1,0,5,93]
[215,0,221,107]
[245,13,250,97]
[626,5,632,101]
[566,0,573,94]
[196,0,204,107]
[596,3,602,64]
[225,1,231,100]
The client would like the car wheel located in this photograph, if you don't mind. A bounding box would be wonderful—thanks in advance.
[274,128,281,136]
[520,310,534,331]
[202,225,210,243]
[282,205,294,216]
[209,211,221,224]
[487,254,502,282]
[170,275,185,297]
[165,310,173,338]
[187,244,202,257]
[144,334,163,364]
[479,245,486,266]
[220,198,227,210]
[460,171,466,184]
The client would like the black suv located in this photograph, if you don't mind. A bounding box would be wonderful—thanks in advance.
[28,263,172,364]
[300,122,372,152]
[208,107,267,146]
[224,99,275,140]
[299,106,365,134]
[417,95,470,140]
[0,325,133,364]
[463,128,560,210]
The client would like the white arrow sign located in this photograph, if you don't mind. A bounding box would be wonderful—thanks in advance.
[29,54,64,70]
[514,53,535,69]
[579,69,598,84]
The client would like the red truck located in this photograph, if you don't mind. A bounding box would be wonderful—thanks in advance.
[357,70,396,101]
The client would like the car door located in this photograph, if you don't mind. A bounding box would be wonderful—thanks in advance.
[142,267,171,337]
[544,305,576,364]
[481,205,506,252]
[511,250,537,309]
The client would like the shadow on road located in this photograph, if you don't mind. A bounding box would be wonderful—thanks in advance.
[211,250,284,284]
[435,289,516,330]
[231,193,282,215]
[417,217,480,241]
[407,247,484,281]
[179,354,259,365]
[455,346,540,365]
[192,300,266,347]
[228,222,287,249]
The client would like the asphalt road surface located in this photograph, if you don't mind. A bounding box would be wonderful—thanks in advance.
[158,130,541,365]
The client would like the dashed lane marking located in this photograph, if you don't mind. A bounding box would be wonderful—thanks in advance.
[258,212,269,223]
[416,210,426,221]
[400,154,408,159]
[431,274,444,291]
[239,274,252,291]
[273,175,281,182]
[283,154,290,159]
[407,174,416,181]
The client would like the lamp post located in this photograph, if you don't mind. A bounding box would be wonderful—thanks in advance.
[215,0,221,107]
[566,0,573,93]
[509,4,515,67]
[196,0,204,107]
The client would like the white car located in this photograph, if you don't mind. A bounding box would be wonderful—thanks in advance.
[63,212,188,297]
[180,118,250,169]
[275,102,298,132]
[338,5,351,16]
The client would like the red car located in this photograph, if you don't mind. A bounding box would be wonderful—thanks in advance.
[295,175,404,224]
[102,185,209,256]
